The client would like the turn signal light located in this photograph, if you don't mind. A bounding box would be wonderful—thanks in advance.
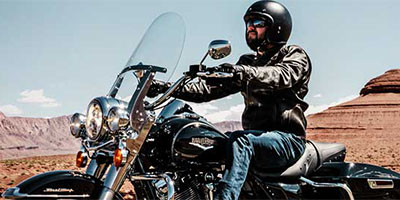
[114,148,123,168]
[76,151,88,168]
[113,148,128,168]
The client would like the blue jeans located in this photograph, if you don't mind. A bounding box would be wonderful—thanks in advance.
[215,130,305,200]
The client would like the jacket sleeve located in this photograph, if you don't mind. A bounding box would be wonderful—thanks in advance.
[172,77,241,103]
[239,45,311,91]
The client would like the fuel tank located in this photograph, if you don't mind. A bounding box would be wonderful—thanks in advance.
[152,100,229,165]
[165,117,228,164]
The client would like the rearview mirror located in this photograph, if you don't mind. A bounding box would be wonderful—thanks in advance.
[208,40,231,60]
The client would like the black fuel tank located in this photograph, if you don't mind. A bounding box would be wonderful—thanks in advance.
[167,118,228,164]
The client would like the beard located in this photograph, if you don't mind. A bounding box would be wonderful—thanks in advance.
[246,31,261,52]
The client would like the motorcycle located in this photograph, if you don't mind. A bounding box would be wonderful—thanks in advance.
[3,12,400,200]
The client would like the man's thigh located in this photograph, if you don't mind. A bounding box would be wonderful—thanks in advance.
[238,130,305,169]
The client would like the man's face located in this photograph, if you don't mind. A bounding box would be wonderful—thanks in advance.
[246,18,268,50]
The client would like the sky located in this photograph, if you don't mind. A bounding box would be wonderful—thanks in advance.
[0,0,399,123]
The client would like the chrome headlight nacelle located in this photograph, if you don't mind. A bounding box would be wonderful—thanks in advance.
[107,107,130,134]
[85,96,128,141]
[70,113,86,138]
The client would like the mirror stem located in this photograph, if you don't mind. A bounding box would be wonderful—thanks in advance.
[199,50,209,66]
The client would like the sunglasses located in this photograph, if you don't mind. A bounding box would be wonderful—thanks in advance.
[246,19,267,28]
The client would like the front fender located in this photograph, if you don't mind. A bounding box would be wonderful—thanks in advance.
[2,170,117,199]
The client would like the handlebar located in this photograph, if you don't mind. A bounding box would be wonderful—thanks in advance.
[146,75,189,109]
[196,71,234,78]
[145,68,233,110]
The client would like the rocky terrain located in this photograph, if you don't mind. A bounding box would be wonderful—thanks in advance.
[0,113,79,160]
[1,69,400,198]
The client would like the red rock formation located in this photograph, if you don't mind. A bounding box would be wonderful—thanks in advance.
[360,69,400,95]
[308,69,400,132]
[306,69,400,169]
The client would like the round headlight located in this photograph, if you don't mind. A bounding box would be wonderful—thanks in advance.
[70,113,86,138]
[85,102,104,140]
[107,107,129,134]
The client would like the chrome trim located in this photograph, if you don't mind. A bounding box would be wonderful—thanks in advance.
[367,179,394,189]
[83,140,114,152]
[85,97,127,141]
[171,122,201,159]
[98,186,116,200]
[2,187,90,199]
[86,159,109,179]
[100,70,156,200]
[130,173,175,200]
[299,177,354,200]
[107,106,130,134]
[70,113,86,138]
[86,159,99,176]
[208,39,231,60]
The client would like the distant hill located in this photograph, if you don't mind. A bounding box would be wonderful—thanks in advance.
[213,121,242,133]
[0,113,79,160]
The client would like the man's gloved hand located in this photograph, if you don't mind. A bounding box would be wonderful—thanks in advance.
[147,79,171,98]
[207,63,245,76]
[219,63,240,73]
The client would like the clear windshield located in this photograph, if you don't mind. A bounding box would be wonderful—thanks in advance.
[112,12,186,101]
[126,12,185,81]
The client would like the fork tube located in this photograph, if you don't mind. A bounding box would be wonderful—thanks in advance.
[98,156,134,200]
[99,69,155,199]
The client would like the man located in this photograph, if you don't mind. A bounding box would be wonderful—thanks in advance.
[149,1,311,199]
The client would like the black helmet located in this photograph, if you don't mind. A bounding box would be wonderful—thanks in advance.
[244,0,292,51]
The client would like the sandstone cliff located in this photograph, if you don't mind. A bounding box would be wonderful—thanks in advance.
[307,69,400,169]
[307,69,400,132]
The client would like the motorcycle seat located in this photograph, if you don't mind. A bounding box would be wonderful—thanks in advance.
[251,140,346,180]
[311,141,346,163]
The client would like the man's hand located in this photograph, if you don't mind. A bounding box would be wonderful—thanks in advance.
[147,79,171,98]
[207,63,244,77]
[219,63,244,73]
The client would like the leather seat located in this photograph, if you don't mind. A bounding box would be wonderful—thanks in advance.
[311,141,346,164]
[251,140,346,180]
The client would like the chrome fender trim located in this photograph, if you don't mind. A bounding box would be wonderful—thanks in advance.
[300,177,354,200]
[2,187,90,199]
[367,178,394,189]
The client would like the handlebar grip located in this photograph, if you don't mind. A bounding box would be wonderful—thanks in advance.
[196,71,234,78]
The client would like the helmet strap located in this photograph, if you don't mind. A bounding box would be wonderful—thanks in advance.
[257,39,269,55]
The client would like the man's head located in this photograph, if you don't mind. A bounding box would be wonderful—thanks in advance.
[244,0,292,52]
